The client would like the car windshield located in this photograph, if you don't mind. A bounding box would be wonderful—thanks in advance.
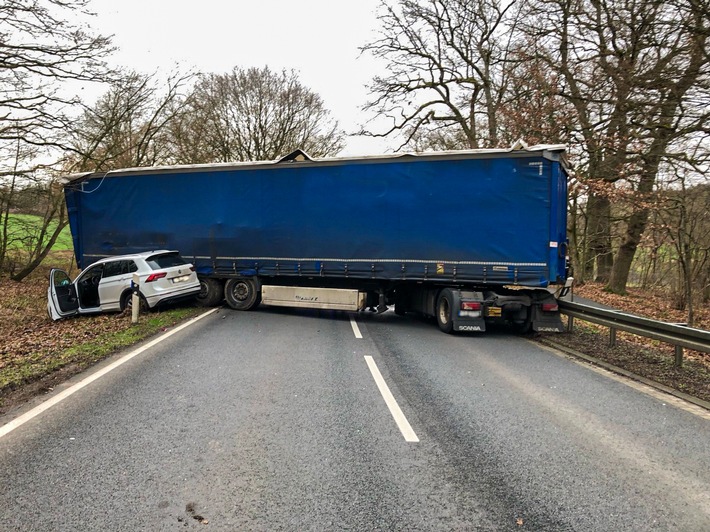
[146,253,187,270]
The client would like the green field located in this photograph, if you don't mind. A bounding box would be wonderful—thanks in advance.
[2,213,73,251]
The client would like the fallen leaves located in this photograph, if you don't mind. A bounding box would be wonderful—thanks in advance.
[0,262,203,407]
[573,282,709,365]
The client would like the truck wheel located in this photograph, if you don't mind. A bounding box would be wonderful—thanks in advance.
[196,278,224,307]
[224,278,260,310]
[436,289,454,334]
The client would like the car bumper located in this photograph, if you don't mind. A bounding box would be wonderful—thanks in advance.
[145,284,201,308]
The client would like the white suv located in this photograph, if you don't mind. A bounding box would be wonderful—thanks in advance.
[48,250,201,320]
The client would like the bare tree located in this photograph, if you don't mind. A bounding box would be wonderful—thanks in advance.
[361,0,529,149]
[0,0,113,278]
[168,66,344,163]
[652,143,710,325]
[69,71,194,171]
[497,39,573,146]
[526,0,710,291]
[363,0,710,297]
[0,0,114,159]
[2,176,69,282]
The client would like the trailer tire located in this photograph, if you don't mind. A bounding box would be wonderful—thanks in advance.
[196,277,224,307]
[224,278,260,311]
[436,289,455,334]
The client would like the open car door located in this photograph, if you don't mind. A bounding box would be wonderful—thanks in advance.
[48,269,79,320]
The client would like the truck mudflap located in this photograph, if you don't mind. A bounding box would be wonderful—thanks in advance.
[441,289,486,333]
[454,319,486,333]
[531,304,565,332]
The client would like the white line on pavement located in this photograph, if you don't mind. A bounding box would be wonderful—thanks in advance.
[350,316,363,338]
[0,308,219,440]
[364,355,419,443]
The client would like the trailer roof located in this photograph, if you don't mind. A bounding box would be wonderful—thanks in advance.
[66,144,567,183]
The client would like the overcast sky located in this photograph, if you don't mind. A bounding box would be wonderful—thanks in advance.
[90,0,397,156]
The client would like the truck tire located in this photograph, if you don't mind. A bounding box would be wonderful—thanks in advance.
[196,277,224,307]
[224,278,260,311]
[436,289,454,334]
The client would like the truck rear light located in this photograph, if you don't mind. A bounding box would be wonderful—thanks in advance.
[541,303,559,312]
[145,272,168,282]
[460,301,482,318]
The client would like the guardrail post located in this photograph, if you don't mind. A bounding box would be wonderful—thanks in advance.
[609,327,617,347]
[567,315,574,332]
[674,346,683,368]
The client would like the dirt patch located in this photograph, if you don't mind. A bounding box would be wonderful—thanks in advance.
[0,362,84,413]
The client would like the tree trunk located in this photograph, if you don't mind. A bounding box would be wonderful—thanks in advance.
[10,192,68,282]
[608,208,649,293]
[586,192,613,283]
[10,220,66,282]
[568,193,585,282]
[608,139,666,293]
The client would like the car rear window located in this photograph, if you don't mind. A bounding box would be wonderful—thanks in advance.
[146,253,188,270]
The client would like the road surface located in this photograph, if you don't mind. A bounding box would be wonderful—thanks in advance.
[1,307,708,530]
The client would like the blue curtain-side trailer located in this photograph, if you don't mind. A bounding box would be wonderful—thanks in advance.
[63,146,572,333]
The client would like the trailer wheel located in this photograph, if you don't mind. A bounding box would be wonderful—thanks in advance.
[224,278,260,310]
[436,289,454,334]
[196,277,224,307]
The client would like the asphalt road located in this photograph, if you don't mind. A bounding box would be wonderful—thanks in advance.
[1,307,709,531]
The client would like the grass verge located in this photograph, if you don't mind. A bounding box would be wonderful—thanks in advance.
[0,306,205,411]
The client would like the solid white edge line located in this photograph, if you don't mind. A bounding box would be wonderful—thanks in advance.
[0,308,219,440]
[350,316,363,339]
[364,355,419,443]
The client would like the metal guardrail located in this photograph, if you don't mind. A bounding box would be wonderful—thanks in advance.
[559,300,710,367]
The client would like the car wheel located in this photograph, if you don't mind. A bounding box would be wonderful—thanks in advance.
[436,289,454,334]
[224,278,260,310]
[121,290,148,313]
[196,277,224,307]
